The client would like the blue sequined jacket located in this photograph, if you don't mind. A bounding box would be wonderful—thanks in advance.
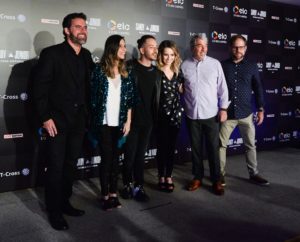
[90,64,138,134]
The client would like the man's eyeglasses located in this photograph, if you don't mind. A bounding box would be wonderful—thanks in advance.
[232,46,246,50]
[70,25,88,31]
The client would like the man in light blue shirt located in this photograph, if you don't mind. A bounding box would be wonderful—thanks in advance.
[181,34,229,195]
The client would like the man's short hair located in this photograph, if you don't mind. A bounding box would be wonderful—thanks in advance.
[189,34,208,50]
[62,12,87,38]
[229,34,247,47]
[137,35,156,49]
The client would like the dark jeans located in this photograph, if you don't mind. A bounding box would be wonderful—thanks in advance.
[122,125,152,186]
[45,107,85,214]
[186,116,221,183]
[98,125,120,196]
[156,114,179,178]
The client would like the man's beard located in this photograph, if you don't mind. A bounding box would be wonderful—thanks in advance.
[69,32,87,45]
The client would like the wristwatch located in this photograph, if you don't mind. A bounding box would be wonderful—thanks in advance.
[258,107,264,112]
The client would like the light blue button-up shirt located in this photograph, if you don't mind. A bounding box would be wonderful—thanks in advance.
[181,55,229,120]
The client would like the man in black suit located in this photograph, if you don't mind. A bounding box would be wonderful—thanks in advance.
[33,12,93,230]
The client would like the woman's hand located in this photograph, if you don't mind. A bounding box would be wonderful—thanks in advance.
[123,120,131,136]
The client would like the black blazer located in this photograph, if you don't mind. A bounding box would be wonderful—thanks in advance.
[33,41,94,129]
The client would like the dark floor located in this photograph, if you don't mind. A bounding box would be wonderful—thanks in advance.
[0,148,299,242]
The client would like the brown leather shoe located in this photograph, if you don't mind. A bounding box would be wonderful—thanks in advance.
[212,182,225,196]
[187,179,201,191]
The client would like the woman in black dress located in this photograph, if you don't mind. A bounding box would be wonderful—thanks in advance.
[156,40,183,192]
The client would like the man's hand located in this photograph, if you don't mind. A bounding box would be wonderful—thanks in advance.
[43,119,58,137]
[256,111,264,125]
[219,110,227,123]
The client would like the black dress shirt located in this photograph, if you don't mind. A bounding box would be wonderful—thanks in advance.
[221,58,265,119]
[64,42,86,106]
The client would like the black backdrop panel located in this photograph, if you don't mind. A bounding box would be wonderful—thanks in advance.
[0,0,299,192]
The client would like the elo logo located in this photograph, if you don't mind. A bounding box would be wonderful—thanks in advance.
[211,31,227,40]
[166,0,184,4]
[281,86,293,95]
[284,38,296,47]
[107,20,130,31]
[233,5,247,15]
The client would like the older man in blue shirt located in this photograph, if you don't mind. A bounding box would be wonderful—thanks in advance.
[181,34,229,195]
[219,34,269,187]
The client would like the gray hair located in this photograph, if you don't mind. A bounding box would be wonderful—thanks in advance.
[189,33,208,50]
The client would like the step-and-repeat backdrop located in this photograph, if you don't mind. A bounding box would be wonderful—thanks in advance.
[0,0,299,192]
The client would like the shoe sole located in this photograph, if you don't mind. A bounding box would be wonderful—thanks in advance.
[249,180,270,186]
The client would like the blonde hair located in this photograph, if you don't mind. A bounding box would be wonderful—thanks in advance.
[157,40,181,76]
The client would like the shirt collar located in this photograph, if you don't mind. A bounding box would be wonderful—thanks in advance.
[230,57,246,65]
[192,55,207,63]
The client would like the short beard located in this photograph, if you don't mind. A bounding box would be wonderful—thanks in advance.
[69,33,87,45]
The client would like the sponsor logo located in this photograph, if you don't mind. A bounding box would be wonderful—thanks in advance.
[145,148,157,161]
[0,93,28,101]
[263,136,276,142]
[0,171,20,178]
[21,168,30,176]
[285,17,297,23]
[257,62,263,72]
[284,66,293,71]
[3,133,24,139]
[211,31,227,44]
[267,40,281,46]
[107,20,130,35]
[265,62,280,73]
[189,32,207,38]
[295,108,300,118]
[19,93,28,101]
[193,3,204,9]
[0,94,19,100]
[228,138,243,148]
[0,13,25,22]
[233,5,248,19]
[41,18,59,25]
[279,132,291,142]
[281,86,293,96]
[280,111,292,117]
[284,38,296,50]
[250,9,267,21]
[17,14,26,22]
[266,114,275,118]
[0,50,30,63]
[168,31,180,36]
[166,0,184,9]
[265,89,278,94]
[136,23,159,35]
[212,5,228,13]
[271,15,280,21]
[293,131,300,139]
[253,39,262,44]
[295,86,300,94]
[0,168,31,178]
[88,17,101,28]
[38,127,49,141]
[77,156,101,169]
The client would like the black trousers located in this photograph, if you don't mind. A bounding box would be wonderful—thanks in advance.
[122,125,152,186]
[45,107,85,214]
[156,115,179,178]
[98,125,119,196]
[186,116,221,183]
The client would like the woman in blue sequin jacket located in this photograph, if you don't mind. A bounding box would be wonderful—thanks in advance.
[90,35,137,210]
